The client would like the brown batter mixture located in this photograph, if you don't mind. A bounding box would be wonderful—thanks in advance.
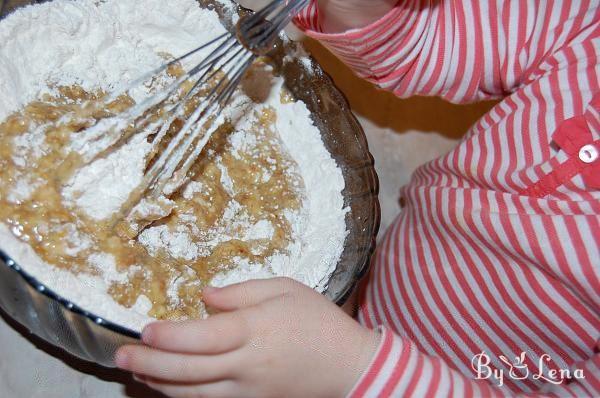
[0,64,304,321]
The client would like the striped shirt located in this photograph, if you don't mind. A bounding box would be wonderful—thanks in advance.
[296,1,600,396]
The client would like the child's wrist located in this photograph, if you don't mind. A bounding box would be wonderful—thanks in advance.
[318,0,398,33]
[335,327,382,397]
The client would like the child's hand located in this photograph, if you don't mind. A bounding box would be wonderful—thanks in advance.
[116,277,380,398]
[317,0,398,33]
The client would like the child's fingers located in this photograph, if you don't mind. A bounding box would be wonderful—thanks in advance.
[144,379,240,398]
[204,277,301,310]
[142,313,247,354]
[115,345,238,383]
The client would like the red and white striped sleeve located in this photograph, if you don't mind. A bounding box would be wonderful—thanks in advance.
[296,1,600,396]
[349,329,600,397]
[295,0,598,103]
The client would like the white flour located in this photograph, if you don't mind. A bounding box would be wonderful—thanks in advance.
[63,133,154,220]
[0,0,348,332]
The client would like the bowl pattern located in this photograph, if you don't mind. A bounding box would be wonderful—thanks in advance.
[0,0,380,367]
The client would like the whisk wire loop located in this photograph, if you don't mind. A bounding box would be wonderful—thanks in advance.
[70,0,309,230]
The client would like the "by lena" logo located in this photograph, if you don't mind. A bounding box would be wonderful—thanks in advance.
[471,351,585,387]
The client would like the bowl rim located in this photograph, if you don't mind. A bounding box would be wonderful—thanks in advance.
[0,248,142,338]
[0,0,380,340]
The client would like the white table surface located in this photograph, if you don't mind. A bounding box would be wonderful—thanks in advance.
[0,1,495,395]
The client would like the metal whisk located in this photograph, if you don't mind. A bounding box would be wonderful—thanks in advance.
[68,0,308,231]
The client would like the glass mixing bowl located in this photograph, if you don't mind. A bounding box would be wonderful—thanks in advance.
[0,0,380,367]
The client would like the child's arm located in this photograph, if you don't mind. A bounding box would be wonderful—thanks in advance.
[295,1,600,397]
[350,328,600,397]
[116,279,600,398]
[296,0,597,103]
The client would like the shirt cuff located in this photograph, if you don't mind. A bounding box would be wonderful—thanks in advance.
[347,327,414,398]
[294,0,428,81]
